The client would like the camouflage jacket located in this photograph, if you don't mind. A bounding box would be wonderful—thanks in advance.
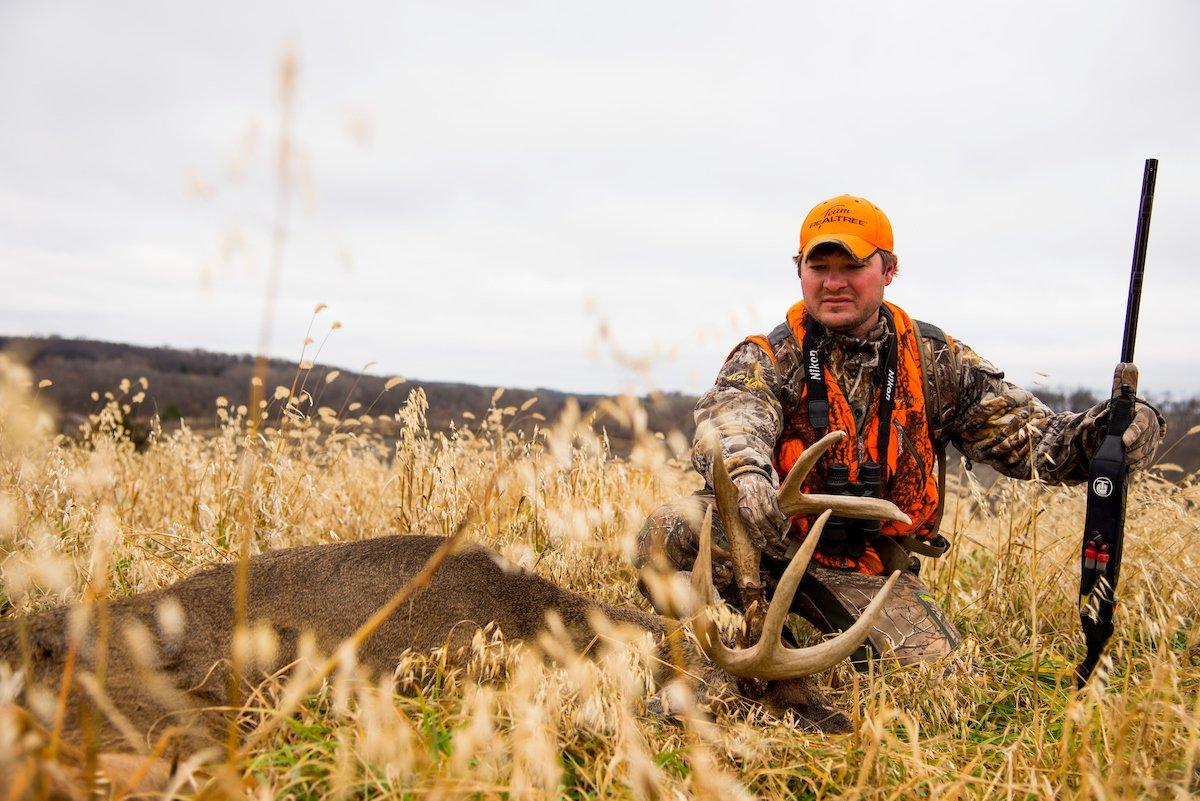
[693,311,1161,489]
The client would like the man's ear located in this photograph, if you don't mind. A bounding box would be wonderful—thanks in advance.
[883,256,899,286]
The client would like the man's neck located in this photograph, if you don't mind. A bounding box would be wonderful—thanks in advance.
[831,309,881,340]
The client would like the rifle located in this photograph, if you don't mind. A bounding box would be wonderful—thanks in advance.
[1075,158,1158,688]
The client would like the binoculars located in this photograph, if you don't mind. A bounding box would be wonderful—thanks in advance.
[818,461,883,559]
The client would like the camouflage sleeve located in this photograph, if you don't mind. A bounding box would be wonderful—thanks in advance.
[925,337,1105,484]
[691,341,784,487]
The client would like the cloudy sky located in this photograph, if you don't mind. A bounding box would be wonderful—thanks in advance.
[3,1,1198,399]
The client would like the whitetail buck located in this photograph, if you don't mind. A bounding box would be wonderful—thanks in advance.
[0,432,903,792]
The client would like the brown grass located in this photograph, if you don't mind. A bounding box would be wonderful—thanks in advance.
[1,350,1199,799]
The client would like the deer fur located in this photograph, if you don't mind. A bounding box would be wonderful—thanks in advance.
[1,534,855,760]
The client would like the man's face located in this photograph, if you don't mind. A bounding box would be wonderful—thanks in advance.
[799,247,897,336]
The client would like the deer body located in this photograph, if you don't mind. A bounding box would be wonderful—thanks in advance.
[2,431,907,767]
[3,535,687,749]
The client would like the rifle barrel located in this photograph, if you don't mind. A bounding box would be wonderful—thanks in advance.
[1121,158,1158,364]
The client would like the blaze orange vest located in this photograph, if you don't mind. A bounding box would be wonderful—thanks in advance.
[744,300,943,574]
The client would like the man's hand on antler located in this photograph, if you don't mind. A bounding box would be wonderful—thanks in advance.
[732,473,790,560]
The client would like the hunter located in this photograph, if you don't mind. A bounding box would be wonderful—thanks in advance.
[636,194,1166,665]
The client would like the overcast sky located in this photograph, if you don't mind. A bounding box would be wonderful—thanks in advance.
[3,1,1198,400]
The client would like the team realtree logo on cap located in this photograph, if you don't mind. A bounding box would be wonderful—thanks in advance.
[808,206,867,231]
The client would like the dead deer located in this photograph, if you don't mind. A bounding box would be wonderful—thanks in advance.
[0,432,902,790]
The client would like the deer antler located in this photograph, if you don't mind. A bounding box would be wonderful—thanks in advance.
[778,431,912,524]
[709,440,765,609]
[689,432,903,679]
[689,505,901,679]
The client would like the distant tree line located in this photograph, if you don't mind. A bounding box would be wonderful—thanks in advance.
[0,335,695,456]
[2,335,1196,476]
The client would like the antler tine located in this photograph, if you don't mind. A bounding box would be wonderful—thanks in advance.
[754,509,828,646]
[689,504,740,664]
[776,431,912,525]
[755,509,900,678]
[690,505,717,607]
[708,440,754,566]
[777,430,845,504]
[707,438,765,604]
[783,493,912,524]
[768,569,901,676]
[688,508,902,680]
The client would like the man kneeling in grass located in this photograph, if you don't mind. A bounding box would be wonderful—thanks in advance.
[636,194,1164,667]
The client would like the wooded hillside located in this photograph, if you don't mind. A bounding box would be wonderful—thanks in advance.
[3,335,1196,474]
[0,335,696,456]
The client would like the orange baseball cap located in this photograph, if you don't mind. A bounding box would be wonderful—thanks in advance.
[798,194,894,262]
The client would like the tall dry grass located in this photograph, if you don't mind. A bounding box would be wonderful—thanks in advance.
[1,342,1199,799]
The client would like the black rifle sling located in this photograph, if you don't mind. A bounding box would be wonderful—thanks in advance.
[1077,394,1134,684]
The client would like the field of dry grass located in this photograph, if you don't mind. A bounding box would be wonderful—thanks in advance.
[2,352,1199,800]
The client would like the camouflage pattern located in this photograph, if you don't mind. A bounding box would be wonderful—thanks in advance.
[643,307,1166,668]
[635,492,793,605]
[694,316,1167,487]
[792,566,961,668]
[636,492,736,595]
[823,315,890,435]
[732,472,789,559]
